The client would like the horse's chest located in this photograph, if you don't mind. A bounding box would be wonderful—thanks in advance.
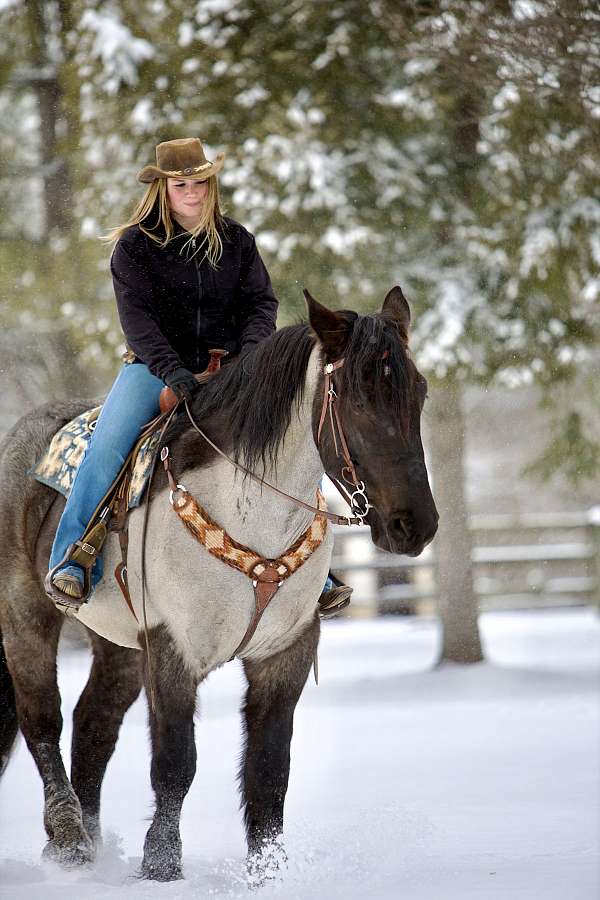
[126,494,333,673]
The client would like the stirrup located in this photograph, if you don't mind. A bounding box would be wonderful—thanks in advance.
[318,584,353,619]
[44,545,93,614]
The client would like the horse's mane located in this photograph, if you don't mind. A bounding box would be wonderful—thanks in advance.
[164,314,415,474]
[165,324,316,473]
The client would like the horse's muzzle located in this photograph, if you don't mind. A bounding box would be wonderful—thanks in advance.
[369,507,438,557]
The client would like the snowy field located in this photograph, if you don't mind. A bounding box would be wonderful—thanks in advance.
[0,609,598,900]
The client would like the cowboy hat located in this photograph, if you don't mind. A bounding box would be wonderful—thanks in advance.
[137,137,225,183]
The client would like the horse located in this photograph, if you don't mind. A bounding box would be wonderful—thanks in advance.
[0,287,438,881]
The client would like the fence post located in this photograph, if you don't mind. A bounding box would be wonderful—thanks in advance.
[350,529,377,616]
[588,506,600,611]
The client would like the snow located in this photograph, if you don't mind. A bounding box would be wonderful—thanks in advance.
[130,99,154,133]
[80,10,155,94]
[0,609,598,899]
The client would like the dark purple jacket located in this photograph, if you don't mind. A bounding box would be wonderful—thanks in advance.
[110,216,278,381]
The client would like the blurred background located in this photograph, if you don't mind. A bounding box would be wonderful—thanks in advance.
[0,0,599,666]
[1,4,599,897]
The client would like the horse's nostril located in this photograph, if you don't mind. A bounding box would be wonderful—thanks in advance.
[391,514,412,538]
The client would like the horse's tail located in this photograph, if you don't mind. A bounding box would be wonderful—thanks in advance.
[0,627,18,777]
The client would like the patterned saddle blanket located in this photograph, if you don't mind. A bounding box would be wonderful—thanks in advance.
[30,407,160,508]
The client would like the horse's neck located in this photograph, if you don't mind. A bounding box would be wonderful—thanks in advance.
[258,344,323,499]
[183,347,324,558]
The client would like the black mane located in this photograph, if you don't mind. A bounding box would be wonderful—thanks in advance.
[164,314,415,473]
[165,324,316,473]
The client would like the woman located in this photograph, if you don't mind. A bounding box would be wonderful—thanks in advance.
[46,137,278,603]
[46,137,349,614]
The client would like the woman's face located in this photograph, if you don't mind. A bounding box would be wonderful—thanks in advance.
[166,177,209,221]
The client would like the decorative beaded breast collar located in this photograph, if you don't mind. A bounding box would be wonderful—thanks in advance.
[166,481,328,659]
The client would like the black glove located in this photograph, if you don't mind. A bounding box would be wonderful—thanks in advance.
[165,367,199,403]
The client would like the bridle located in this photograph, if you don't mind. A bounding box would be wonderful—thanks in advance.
[317,358,374,524]
[162,354,383,527]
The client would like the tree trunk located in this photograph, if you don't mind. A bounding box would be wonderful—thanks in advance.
[25,0,74,233]
[428,376,484,663]
[21,0,95,400]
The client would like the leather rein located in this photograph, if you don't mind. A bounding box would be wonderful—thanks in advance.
[162,356,378,528]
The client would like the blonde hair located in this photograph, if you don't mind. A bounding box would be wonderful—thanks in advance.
[104,176,225,267]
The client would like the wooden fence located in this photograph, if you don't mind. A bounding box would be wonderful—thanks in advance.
[330,508,600,615]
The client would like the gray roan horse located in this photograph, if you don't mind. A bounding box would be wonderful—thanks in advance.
[0,288,438,881]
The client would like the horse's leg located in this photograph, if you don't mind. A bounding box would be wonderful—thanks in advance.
[70,633,142,843]
[2,601,94,866]
[141,624,198,881]
[241,615,320,879]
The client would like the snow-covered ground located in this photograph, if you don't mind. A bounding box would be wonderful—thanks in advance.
[0,609,598,899]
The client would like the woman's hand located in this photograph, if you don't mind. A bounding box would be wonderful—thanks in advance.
[164,367,200,403]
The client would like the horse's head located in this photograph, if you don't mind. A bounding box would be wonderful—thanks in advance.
[305,286,438,557]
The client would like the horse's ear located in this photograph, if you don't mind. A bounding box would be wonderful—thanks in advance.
[304,288,355,360]
[382,286,411,340]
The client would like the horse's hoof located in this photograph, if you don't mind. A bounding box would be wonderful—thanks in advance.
[42,833,95,868]
[247,836,287,888]
[142,822,183,881]
[140,859,183,882]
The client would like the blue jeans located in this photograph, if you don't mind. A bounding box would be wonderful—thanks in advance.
[49,362,164,582]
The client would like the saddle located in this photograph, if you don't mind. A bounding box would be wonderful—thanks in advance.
[31,406,161,513]
[33,352,229,613]
[32,351,231,512]
[34,408,166,614]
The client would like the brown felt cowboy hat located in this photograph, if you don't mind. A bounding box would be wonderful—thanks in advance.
[137,137,225,184]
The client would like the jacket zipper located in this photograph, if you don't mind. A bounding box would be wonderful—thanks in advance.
[193,238,203,371]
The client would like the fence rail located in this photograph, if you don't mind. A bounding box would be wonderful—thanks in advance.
[330,507,600,615]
